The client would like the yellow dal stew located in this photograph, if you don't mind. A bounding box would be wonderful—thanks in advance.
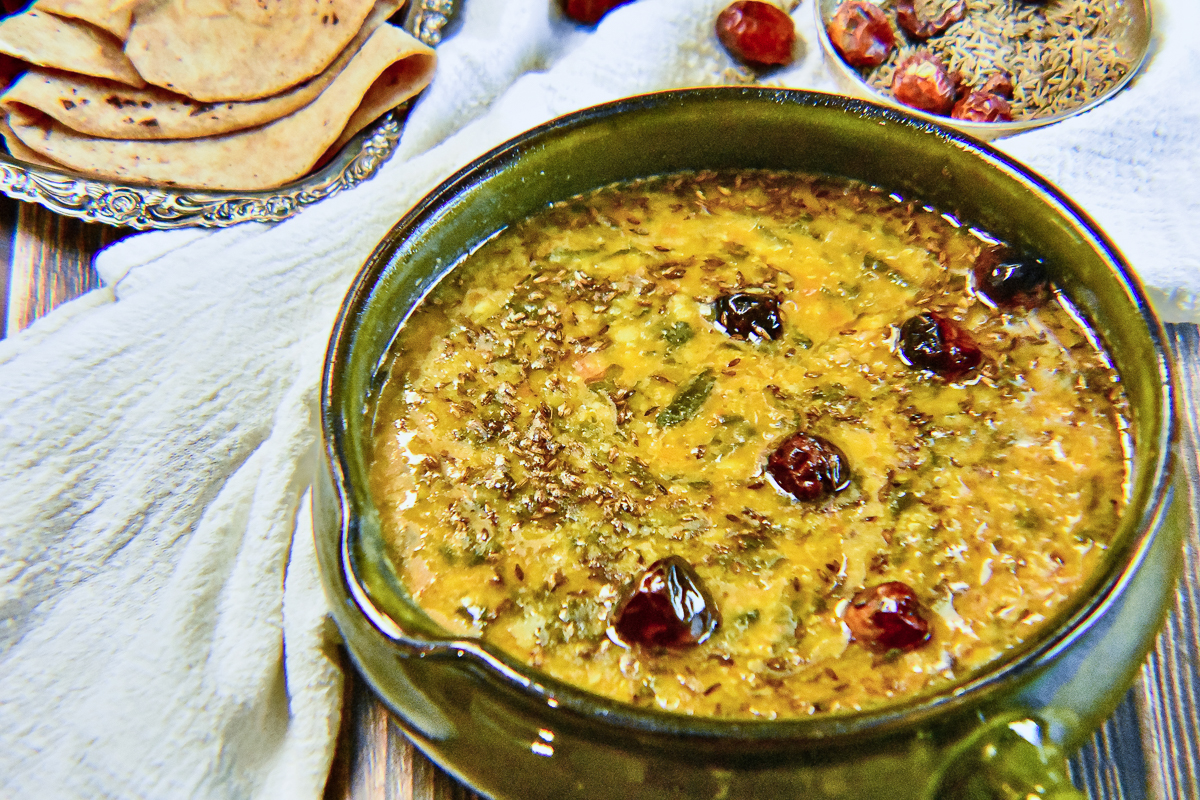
[369,170,1130,719]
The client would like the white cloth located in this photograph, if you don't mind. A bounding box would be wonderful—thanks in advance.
[0,0,1196,796]
[999,0,1200,321]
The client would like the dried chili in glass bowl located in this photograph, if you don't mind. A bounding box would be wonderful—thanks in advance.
[813,0,1151,139]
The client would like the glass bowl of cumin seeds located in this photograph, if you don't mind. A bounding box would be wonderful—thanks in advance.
[815,0,1151,139]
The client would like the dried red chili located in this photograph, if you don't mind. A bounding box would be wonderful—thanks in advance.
[562,0,634,25]
[716,1,796,67]
[891,52,957,115]
[612,556,720,648]
[894,0,965,39]
[712,292,784,340]
[898,312,982,379]
[767,432,851,501]
[981,72,1015,98]
[952,91,1013,122]
[844,582,932,652]
[827,0,895,68]
[973,245,1050,308]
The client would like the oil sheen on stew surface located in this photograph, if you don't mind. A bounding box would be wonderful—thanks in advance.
[369,171,1129,719]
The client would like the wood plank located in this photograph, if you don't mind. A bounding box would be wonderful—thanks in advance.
[4,202,128,337]
[0,197,16,338]
[324,650,482,800]
[1136,324,1200,800]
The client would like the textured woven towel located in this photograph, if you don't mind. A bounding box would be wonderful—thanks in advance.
[1,0,1196,796]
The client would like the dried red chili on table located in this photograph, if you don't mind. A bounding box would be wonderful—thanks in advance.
[894,0,965,39]
[562,0,634,25]
[612,556,720,648]
[891,52,957,115]
[826,0,895,67]
[844,582,932,652]
[767,432,851,501]
[898,312,981,379]
[716,1,796,67]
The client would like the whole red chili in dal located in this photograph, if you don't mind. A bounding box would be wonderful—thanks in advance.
[898,312,982,379]
[767,432,851,501]
[613,556,720,649]
[844,582,932,652]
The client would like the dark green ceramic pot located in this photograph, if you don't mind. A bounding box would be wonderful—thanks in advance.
[317,88,1183,800]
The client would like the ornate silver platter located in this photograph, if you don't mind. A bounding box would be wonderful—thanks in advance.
[0,0,458,229]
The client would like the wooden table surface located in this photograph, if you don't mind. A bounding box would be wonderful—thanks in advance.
[3,196,1198,800]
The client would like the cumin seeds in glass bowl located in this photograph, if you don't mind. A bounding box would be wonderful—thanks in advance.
[816,0,1151,139]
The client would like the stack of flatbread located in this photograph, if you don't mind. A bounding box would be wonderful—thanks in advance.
[0,0,435,190]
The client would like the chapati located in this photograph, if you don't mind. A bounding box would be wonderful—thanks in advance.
[6,24,435,190]
[33,0,136,40]
[125,0,378,102]
[1,0,402,140]
[0,115,63,168]
[0,8,145,87]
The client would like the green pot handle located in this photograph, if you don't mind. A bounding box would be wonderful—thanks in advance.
[929,714,1085,800]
